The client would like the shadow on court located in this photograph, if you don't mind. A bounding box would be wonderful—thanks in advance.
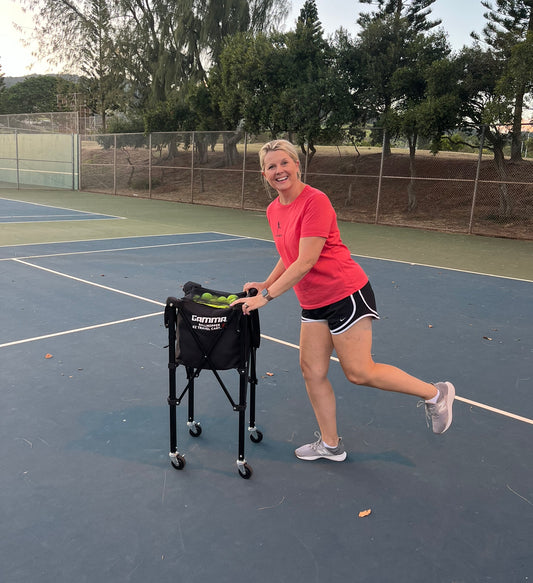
[1,232,531,583]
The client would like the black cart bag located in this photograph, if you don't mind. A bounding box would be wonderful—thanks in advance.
[164,281,262,479]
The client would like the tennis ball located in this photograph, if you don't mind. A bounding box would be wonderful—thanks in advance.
[227,294,238,302]
[201,292,213,300]
[217,296,227,304]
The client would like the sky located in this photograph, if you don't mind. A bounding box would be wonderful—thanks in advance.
[0,0,487,78]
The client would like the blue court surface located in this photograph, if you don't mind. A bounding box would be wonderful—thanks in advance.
[0,197,122,223]
[1,232,531,583]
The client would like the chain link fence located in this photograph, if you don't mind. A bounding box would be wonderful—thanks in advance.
[79,127,533,239]
[0,112,101,135]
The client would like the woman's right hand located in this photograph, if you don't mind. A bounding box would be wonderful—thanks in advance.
[243,281,266,294]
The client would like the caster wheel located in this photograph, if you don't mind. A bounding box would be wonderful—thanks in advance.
[189,423,202,437]
[250,430,263,443]
[171,454,186,470]
[238,463,253,479]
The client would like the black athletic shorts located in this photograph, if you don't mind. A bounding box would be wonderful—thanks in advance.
[301,281,380,335]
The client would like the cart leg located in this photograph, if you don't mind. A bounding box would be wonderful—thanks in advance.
[186,367,202,437]
[248,348,263,443]
[166,300,186,470]
[167,343,185,469]
[235,368,253,478]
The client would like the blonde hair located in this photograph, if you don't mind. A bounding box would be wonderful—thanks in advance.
[259,139,301,181]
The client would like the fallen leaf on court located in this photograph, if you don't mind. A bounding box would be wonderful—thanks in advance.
[45,353,53,359]
[266,372,274,376]
[483,336,493,341]
[358,509,372,518]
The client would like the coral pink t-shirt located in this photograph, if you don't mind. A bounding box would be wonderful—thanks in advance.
[266,185,368,309]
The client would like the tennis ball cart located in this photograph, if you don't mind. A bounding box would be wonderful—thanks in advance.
[164,281,263,479]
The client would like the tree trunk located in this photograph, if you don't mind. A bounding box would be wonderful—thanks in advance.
[510,84,525,162]
[168,137,178,159]
[493,145,513,218]
[196,139,208,165]
[223,131,243,166]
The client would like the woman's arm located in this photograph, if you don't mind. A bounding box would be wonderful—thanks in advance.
[267,237,325,299]
[236,237,325,311]
[243,257,286,293]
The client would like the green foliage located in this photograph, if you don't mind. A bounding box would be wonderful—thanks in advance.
[212,1,354,157]
[1,75,77,114]
[95,114,145,148]
[106,115,145,134]
[354,0,445,158]
[473,0,533,160]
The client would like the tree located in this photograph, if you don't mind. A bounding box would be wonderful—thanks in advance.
[357,0,442,155]
[274,0,336,159]
[113,0,288,110]
[19,0,289,115]
[2,76,77,114]
[457,45,516,217]
[76,0,125,130]
[212,1,352,161]
[387,31,455,210]
[473,0,533,161]
[20,0,124,128]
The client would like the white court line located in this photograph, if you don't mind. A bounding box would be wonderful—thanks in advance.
[7,235,532,426]
[0,312,163,349]
[1,236,247,261]
[0,230,212,249]
[351,253,533,283]
[1,214,94,219]
[260,333,533,426]
[12,258,166,306]
[0,195,121,217]
[213,231,533,283]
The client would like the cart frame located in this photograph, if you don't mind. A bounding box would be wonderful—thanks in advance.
[164,286,262,479]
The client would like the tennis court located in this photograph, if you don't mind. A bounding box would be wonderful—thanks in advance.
[1,190,531,583]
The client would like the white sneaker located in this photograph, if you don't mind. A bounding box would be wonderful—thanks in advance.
[295,432,347,461]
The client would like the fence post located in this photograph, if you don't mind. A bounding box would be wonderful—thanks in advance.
[113,134,117,195]
[15,130,20,190]
[241,132,248,209]
[77,133,81,191]
[375,128,387,224]
[148,133,152,199]
[191,131,195,203]
[71,133,75,190]
[468,125,486,234]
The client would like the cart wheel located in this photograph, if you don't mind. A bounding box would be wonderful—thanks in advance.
[238,463,253,479]
[250,430,263,443]
[188,423,202,437]
[171,454,186,470]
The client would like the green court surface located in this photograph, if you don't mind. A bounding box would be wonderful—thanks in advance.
[1,188,532,281]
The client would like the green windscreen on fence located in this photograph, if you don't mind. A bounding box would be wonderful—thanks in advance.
[0,133,78,190]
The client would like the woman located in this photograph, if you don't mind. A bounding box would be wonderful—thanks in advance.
[232,139,454,462]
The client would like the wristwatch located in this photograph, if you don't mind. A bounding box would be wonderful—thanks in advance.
[262,288,274,301]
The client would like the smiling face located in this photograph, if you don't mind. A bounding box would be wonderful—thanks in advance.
[262,149,302,199]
